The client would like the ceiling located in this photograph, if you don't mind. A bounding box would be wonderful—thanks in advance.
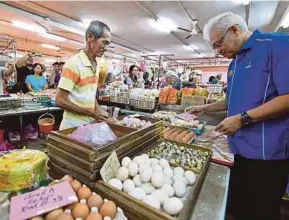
[0,0,288,64]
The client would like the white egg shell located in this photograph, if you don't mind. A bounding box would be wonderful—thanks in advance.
[173,181,187,198]
[108,178,123,191]
[152,164,162,172]
[140,167,153,183]
[123,179,135,193]
[141,154,150,161]
[164,175,173,185]
[146,121,152,127]
[151,190,169,205]
[140,183,156,194]
[104,217,112,220]
[133,174,142,187]
[143,195,161,210]
[116,167,129,181]
[185,171,196,185]
[133,156,145,166]
[121,157,131,168]
[173,175,188,186]
[139,165,151,173]
[161,184,175,197]
[163,197,184,215]
[150,158,159,167]
[159,159,170,169]
[128,162,138,177]
[151,172,164,188]
[129,187,146,200]
[174,167,185,176]
[163,167,173,177]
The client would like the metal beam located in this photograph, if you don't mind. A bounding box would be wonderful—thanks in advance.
[245,2,250,26]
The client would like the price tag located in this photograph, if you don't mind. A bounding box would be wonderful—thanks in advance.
[10,182,77,220]
[100,151,121,182]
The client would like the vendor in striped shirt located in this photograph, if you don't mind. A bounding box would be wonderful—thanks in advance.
[56,20,111,130]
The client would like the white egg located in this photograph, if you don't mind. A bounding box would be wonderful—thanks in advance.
[133,174,142,187]
[139,165,151,173]
[163,197,184,215]
[163,167,173,177]
[145,121,152,127]
[173,175,188,186]
[185,171,196,185]
[108,178,123,191]
[159,158,170,169]
[140,183,156,194]
[143,195,161,210]
[173,181,187,198]
[121,157,131,168]
[123,179,135,193]
[161,184,175,197]
[129,187,146,200]
[116,167,129,181]
[141,154,150,161]
[174,167,185,176]
[132,156,145,166]
[163,175,173,185]
[151,190,169,205]
[128,162,138,177]
[151,172,164,188]
[140,167,153,183]
[150,158,159,167]
[152,164,162,172]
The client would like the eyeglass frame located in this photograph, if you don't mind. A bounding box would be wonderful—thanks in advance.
[211,26,233,51]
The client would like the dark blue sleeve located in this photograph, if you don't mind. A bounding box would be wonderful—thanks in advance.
[271,35,289,95]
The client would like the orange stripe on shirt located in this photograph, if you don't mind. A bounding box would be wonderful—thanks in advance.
[62,68,79,83]
[76,76,98,87]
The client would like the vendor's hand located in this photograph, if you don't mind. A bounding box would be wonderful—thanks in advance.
[215,115,242,136]
[93,112,109,122]
[185,105,205,116]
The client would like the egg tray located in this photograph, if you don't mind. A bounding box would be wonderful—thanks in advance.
[93,139,212,220]
[162,126,196,145]
[117,115,160,129]
[48,126,164,173]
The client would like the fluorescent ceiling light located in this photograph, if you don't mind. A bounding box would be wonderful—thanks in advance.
[148,17,177,33]
[12,21,46,33]
[41,44,60,50]
[231,0,250,5]
[281,10,289,28]
[41,33,66,42]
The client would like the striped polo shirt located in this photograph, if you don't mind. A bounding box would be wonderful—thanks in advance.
[58,50,100,130]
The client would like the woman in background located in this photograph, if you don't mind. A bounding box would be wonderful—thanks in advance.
[25,63,48,92]
[125,65,139,88]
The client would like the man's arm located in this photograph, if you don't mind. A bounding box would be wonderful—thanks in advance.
[4,63,15,77]
[185,99,227,114]
[15,54,31,68]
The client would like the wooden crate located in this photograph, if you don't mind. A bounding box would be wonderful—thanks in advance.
[94,139,212,220]
[47,122,162,162]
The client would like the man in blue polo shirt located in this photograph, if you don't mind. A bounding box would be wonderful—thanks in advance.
[186,12,289,220]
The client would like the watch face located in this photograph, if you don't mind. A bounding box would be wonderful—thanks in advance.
[242,112,252,125]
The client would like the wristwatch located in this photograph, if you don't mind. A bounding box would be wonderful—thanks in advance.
[241,112,252,126]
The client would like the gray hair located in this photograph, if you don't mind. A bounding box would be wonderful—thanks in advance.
[203,12,248,42]
[165,70,178,79]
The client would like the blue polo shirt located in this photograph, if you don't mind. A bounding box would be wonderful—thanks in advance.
[227,30,289,160]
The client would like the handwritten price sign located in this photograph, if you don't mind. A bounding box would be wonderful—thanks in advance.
[100,151,120,182]
[10,181,77,220]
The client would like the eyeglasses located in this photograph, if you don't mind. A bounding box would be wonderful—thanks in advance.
[212,28,230,51]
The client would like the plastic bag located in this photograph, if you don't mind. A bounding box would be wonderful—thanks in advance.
[69,122,117,148]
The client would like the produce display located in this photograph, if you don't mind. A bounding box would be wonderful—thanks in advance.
[120,116,152,129]
[148,141,210,172]
[152,111,177,121]
[107,154,197,216]
[0,150,47,191]
[37,175,128,220]
[163,127,195,144]
[169,118,203,129]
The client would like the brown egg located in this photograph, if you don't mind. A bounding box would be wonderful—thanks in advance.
[29,216,44,220]
[87,192,103,209]
[48,180,60,186]
[66,200,78,210]
[85,212,103,220]
[62,175,74,183]
[71,179,82,192]
[56,209,73,220]
[45,209,63,220]
[100,200,117,218]
[77,185,92,200]
[72,199,89,219]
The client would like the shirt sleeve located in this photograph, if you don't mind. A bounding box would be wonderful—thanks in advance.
[271,35,289,95]
[58,62,79,92]
[42,76,47,85]
[25,75,31,84]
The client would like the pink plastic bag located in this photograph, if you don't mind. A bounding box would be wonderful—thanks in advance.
[0,141,15,152]
[69,122,117,148]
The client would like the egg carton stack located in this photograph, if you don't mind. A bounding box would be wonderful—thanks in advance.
[94,143,211,220]
[47,121,164,188]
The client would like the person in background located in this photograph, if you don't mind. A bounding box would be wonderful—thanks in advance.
[161,70,182,90]
[208,75,218,84]
[186,12,289,220]
[49,62,59,88]
[59,62,65,73]
[56,20,111,130]
[125,65,139,88]
[14,54,34,93]
[25,63,48,92]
